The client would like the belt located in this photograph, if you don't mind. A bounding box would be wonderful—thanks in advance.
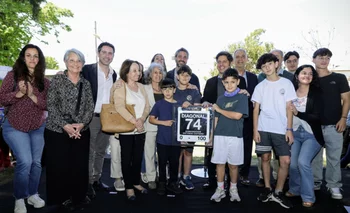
[94,113,100,117]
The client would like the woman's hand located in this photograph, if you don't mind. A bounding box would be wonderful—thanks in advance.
[63,124,77,138]
[71,123,84,139]
[135,118,145,132]
[26,82,33,97]
[16,80,27,97]
[115,79,125,89]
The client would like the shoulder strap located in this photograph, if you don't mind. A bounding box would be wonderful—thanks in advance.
[75,82,83,116]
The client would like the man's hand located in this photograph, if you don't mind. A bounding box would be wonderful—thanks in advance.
[202,101,211,108]
[238,89,250,97]
[182,101,191,108]
[336,118,347,133]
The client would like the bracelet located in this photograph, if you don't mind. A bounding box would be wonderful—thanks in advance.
[286,128,293,131]
[342,116,347,119]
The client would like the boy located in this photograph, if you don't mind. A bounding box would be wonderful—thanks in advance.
[210,68,248,202]
[252,53,296,209]
[173,65,202,190]
[149,79,183,196]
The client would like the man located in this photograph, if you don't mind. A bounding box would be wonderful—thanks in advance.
[82,42,118,198]
[284,51,300,74]
[255,49,294,188]
[257,49,294,82]
[233,49,258,186]
[201,51,246,190]
[311,48,350,199]
[166,47,201,91]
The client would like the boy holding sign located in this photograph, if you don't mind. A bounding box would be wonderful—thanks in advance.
[210,68,248,202]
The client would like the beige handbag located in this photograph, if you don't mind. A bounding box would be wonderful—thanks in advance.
[100,84,135,133]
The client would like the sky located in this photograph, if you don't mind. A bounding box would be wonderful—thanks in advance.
[32,0,350,89]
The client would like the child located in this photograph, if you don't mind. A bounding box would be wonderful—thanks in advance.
[149,78,183,196]
[210,68,248,202]
[252,53,297,209]
[173,65,201,190]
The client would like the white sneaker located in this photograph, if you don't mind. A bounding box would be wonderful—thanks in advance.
[114,178,125,191]
[229,187,241,202]
[329,187,343,199]
[14,199,27,213]
[27,194,45,208]
[141,173,148,183]
[210,187,226,202]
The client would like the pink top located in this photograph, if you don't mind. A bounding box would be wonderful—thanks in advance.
[0,71,50,132]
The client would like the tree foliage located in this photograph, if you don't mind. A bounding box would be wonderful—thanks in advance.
[209,29,274,77]
[45,56,59,69]
[0,0,73,66]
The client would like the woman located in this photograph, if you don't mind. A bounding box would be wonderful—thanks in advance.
[44,49,94,211]
[141,62,165,189]
[151,53,167,72]
[0,44,50,213]
[286,65,324,207]
[111,59,150,200]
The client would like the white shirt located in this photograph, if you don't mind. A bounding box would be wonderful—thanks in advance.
[292,96,313,134]
[251,77,297,134]
[94,65,113,113]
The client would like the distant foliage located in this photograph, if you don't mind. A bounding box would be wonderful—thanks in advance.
[45,56,59,69]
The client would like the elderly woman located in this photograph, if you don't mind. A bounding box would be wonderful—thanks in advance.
[44,49,94,211]
[111,59,150,200]
[140,62,165,189]
[0,44,50,213]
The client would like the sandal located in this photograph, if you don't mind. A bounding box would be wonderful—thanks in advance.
[302,201,314,208]
[285,191,298,197]
[126,189,136,201]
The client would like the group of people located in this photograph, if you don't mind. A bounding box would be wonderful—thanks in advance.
[0,42,349,213]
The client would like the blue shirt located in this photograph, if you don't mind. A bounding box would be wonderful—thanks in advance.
[150,99,179,145]
[174,88,201,105]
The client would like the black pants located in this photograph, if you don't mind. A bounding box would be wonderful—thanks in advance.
[44,129,90,205]
[119,133,145,189]
[239,117,253,177]
[157,143,181,183]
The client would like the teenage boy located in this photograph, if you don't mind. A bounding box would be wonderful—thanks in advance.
[284,51,300,74]
[252,53,297,209]
[173,65,201,190]
[210,68,248,203]
[311,48,350,199]
[149,79,183,196]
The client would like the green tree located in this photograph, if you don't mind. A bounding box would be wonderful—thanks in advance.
[0,0,73,65]
[208,29,274,77]
[45,56,59,69]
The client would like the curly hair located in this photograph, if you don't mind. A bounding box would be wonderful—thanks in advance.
[12,44,46,92]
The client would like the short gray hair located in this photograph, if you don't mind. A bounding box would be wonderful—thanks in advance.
[63,48,86,65]
[270,49,284,58]
[144,62,165,84]
[233,48,248,58]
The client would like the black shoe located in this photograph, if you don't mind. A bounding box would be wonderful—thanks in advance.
[240,176,250,186]
[270,192,293,209]
[202,181,217,190]
[157,182,166,196]
[166,182,183,194]
[87,184,96,199]
[255,178,265,188]
[93,179,110,191]
[257,188,272,202]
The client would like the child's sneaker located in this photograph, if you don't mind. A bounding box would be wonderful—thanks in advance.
[229,188,241,202]
[180,176,194,190]
[257,187,272,202]
[270,191,293,209]
[210,187,226,202]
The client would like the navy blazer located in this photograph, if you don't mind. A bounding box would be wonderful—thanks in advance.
[201,75,247,104]
[245,71,259,112]
[166,68,201,92]
[82,63,117,105]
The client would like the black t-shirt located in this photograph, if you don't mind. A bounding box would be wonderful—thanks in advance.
[320,72,350,125]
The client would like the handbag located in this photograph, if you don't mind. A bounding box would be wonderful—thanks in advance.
[100,83,136,133]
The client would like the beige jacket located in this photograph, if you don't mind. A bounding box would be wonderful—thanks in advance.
[110,81,150,125]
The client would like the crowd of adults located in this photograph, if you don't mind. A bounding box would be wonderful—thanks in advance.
[0,42,349,213]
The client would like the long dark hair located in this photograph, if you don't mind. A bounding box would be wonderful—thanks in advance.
[151,53,167,72]
[12,44,46,92]
[293,64,320,90]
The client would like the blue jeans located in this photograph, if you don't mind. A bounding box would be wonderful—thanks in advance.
[289,126,321,203]
[2,118,45,199]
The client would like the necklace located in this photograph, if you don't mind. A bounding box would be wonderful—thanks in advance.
[152,87,161,92]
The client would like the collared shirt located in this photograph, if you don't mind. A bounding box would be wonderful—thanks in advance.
[46,71,94,133]
[238,70,248,87]
[94,65,113,113]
